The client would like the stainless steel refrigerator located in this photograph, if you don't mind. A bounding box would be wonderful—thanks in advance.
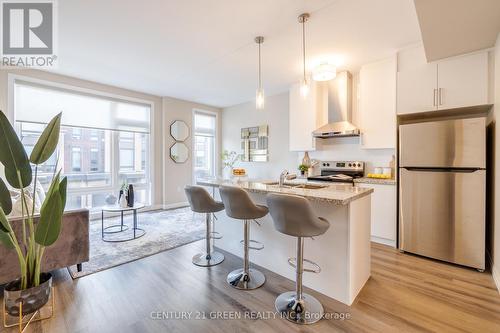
[399,117,486,270]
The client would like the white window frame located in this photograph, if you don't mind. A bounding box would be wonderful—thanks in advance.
[8,74,156,215]
[192,109,218,184]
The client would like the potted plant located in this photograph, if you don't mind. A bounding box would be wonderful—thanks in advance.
[221,150,239,179]
[298,164,309,176]
[0,111,66,317]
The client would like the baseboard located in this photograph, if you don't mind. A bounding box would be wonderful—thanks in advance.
[162,202,189,210]
[487,251,500,294]
[146,204,164,211]
[371,236,396,248]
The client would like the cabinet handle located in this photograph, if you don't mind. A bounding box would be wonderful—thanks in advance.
[433,89,437,107]
[438,88,443,106]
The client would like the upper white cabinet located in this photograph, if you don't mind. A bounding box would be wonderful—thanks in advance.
[397,45,489,115]
[289,81,327,151]
[358,56,397,149]
[397,46,437,114]
[437,53,489,110]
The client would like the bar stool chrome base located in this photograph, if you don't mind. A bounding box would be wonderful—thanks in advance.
[192,251,224,267]
[275,291,324,325]
[227,268,265,290]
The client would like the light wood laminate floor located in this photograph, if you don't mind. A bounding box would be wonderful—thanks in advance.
[1,241,499,333]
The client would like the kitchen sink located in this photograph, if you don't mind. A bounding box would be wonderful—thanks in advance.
[263,181,328,190]
[269,183,328,190]
[292,184,328,190]
[261,181,279,185]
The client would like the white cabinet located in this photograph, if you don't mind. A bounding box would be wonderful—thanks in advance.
[397,49,438,114]
[397,45,489,115]
[437,52,489,110]
[358,56,397,149]
[289,81,327,151]
[355,183,397,247]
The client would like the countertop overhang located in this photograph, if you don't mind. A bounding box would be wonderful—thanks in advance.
[197,178,373,205]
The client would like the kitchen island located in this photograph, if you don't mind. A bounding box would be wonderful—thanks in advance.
[197,178,373,306]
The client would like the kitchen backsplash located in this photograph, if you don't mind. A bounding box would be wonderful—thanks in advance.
[299,136,395,176]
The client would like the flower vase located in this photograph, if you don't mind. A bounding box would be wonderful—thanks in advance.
[223,167,233,180]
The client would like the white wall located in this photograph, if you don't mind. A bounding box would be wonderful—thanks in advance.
[222,93,297,179]
[162,97,221,207]
[222,88,395,180]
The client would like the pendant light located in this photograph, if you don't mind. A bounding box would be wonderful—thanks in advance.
[312,62,336,81]
[255,36,265,110]
[298,13,310,98]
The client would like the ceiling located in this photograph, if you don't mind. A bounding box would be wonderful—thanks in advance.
[52,0,421,108]
[414,0,500,61]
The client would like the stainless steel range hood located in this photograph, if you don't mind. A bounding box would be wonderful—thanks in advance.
[313,71,360,138]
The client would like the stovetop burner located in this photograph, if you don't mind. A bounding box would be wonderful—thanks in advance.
[307,161,365,184]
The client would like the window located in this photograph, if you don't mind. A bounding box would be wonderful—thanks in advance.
[71,147,81,172]
[90,129,99,141]
[72,128,81,139]
[119,132,134,171]
[193,111,217,180]
[14,79,152,211]
[90,148,99,172]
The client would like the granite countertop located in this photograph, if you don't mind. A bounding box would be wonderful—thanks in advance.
[197,178,373,206]
[353,177,396,185]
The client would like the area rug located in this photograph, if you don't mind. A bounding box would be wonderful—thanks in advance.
[67,207,204,278]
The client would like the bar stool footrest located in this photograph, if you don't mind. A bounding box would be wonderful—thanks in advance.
[240,239,264,250]
[287,257,321,273]
[210,231,223,240]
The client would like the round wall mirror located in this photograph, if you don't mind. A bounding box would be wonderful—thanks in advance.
[170,120,189,141]
[170,142,189,163]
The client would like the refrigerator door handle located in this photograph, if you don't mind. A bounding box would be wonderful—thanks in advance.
[402,167,482,173]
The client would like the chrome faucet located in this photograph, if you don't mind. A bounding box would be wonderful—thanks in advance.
[279,170,289,187]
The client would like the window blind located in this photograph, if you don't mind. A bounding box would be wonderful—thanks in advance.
[14,80,151,133]
[194,111,216,137]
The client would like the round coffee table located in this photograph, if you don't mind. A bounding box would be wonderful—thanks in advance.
[101,203,146,242]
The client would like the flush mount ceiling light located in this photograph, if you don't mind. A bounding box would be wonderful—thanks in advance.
[298,13,310,98]
[255,36,265,110]
[312,62,337,81]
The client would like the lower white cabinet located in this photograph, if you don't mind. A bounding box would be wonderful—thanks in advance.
[355,183,397,247]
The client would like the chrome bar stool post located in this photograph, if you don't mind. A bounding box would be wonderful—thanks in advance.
[243,220,250,274]
[295,237,304,301]
[267,193,330,325]
[219,186,268,290]
[185,185,225,267]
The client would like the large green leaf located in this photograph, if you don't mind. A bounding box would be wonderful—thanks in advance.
[4,165,32,190]
[0,207,13,248]
[40,171,60,213]
[35,179,62,246]
[0,178,12,215]
[0,206,10,233]
[59,177,67,210]
[0,111,32,189]
[30,113,61,165]
[0,230,13,249]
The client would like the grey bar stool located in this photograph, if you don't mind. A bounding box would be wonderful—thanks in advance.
[219,185,268,290]
[266,193,330,325]
[185,185,225,266]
